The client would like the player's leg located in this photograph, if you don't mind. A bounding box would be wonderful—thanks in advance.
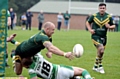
[92,36,101,72]
[56,65,74,79]
[5,52,10,67]
[97,37,107,74]
[92,37,100,72]
[5,45,10,68]
[56,65,93,79]
[96,44,105,74]
[73,67,93,79]
[92,36,105,74]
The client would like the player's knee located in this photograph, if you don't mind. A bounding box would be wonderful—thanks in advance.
[73,67,84,76]
[99,47,104,55]
[98,45,104,54]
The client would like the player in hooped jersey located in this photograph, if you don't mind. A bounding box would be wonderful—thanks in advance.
[26,53,94,79]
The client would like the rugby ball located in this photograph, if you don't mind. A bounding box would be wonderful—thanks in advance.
[73,44,84,58]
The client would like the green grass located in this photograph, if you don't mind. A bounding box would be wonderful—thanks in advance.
[5,27,120,79]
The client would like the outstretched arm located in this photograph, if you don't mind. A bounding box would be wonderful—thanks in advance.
[7,34,16,42]
[43,41,74,60]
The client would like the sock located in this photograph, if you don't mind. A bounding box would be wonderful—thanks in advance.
[70,76,81,79]
[98,58,103,67]
[74,76,81,79]
[82,70,92,79]
[94,57,99,68]
[6,53,8,66]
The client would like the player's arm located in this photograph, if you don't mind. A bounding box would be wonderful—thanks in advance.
[29,72,38,79]
[110,25,115,29]
[28,65,38,79]
[11,39,21,46]
[7,33,20,46]
[86,21,95,34]
[86,15,95,34]
[86,21,92,31]
[105,23,115,29]
[105,15,115,29]
[7,34,16,42]
[43,41,65,56]
[31,76,37,79]
[43,41,73,59]
[46,51,53,58]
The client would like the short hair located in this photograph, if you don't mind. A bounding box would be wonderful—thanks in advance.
[99,3,106,7]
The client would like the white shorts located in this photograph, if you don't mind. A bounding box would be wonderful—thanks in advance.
[56,65,74,79]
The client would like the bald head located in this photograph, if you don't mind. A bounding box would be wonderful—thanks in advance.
[43,22,55,37]
[43,22,55,29]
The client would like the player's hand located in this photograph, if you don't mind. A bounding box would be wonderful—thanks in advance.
[90,29,95,34]
[64,52,74,60]
[46,52,52,58]
[105,23,110,28]
[7,34,16,42]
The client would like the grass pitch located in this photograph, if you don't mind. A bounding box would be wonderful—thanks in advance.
[5,27,120,79]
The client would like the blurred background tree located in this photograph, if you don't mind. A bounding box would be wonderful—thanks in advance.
[8,0,40,26]
[8,0,40,14]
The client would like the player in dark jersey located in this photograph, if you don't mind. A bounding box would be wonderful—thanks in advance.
[86,3,115,74]
[11,22,74,75]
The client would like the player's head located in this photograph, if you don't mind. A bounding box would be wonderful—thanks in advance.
[98,3,106,15]
[21,57,33,68]
[43,22,55,37]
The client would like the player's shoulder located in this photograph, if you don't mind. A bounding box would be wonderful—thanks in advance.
[39,32,48,39]
[92,13,97,16]
[39,30,50,40]
[106,13,112,18]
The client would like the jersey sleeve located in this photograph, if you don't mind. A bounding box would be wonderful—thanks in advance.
[42,35,50,43]
[29,61,37,78]
[108,15,114,25]
[35,34,50,44]
[29,69,37,78]
[87,14,94,23]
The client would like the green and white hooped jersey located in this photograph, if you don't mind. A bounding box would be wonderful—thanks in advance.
[29,53,54,79]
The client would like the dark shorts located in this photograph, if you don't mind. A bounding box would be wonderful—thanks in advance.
[92,36,107,47]
[22,20,27,25]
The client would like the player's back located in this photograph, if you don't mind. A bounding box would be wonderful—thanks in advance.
[29,53,54,79]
